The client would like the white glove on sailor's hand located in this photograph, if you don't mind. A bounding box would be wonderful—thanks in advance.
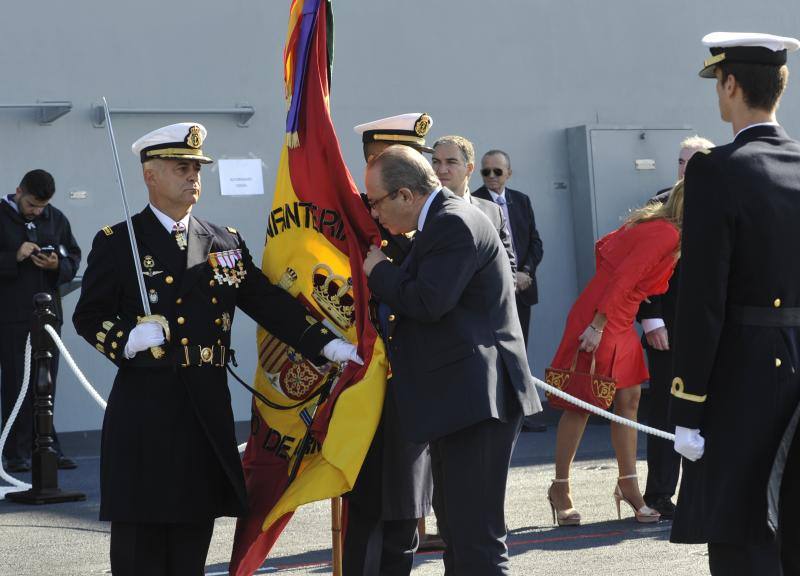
[322,339,363,365]
[124,322,166,359]
[674,426,705,461]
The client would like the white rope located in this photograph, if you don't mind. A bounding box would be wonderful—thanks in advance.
[0,335,33,497]
[44,325,106,411]
[532,376,676,441]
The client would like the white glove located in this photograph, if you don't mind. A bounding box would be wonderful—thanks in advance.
[124,322,166,359]
[674,426,705,461]
[322,339,363,365]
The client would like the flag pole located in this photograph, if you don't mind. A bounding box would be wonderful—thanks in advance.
[331,497,343,575]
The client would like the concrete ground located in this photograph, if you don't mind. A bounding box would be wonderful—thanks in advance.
[0,423,709,576]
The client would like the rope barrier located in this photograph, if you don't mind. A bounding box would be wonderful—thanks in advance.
[1,327,676,497]
[0,335,33,497]
[531,376,676,441]
[43,325,106,411]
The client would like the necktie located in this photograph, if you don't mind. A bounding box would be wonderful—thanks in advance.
[172,222,187,251]
[494,195,516,256]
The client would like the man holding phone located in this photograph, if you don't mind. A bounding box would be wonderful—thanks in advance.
[0,169,81,472]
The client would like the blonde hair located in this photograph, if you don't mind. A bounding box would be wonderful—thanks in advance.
[680,135,714,151]
[625,179,685,234]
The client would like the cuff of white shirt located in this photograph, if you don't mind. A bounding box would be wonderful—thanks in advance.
[642,318,666,334]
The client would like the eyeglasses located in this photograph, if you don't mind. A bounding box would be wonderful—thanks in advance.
[481,168,504,177]
[367,190,399,210]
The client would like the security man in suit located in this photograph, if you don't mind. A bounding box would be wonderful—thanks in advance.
[638,135,713,518]
[73,123,358,574]
[342,113,436,576]
[363,145,541,576]
[473,150,543,348]
[670,33,800,575]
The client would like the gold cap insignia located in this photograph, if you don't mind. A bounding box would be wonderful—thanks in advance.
[186,125,204,149]
[414,114,432,137]
[143,255,155,269]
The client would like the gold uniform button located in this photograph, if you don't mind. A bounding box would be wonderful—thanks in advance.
[116,330,124,338]
[215,318,222,326]
[776,358,782,368]
[176,298,183,305]
[165,275,174,285]
[388,314,396,322]
[774,298,782,308]
[109,352,116,360]
[209,280,216,287]
[181,337,189,345]
[111,342,118,350]
[388,336,393,341]
[212,297,218,304]
[177,317,185,325]
[380,240,388,248]
[217,339,222,345]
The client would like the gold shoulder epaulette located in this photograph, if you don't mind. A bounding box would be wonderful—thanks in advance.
[102,226,113,236]
[226,226,237,234]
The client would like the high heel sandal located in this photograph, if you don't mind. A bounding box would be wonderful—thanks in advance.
[547,479,581,526]
[613,474,660,523]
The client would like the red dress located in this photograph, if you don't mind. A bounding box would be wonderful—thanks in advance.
[550,219,680,389]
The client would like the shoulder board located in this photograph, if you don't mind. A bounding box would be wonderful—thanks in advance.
[698,148,712,155]
[102,226,114,236]
[226,226,238,234]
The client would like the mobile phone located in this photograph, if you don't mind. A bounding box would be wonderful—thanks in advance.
[36,246,56,254]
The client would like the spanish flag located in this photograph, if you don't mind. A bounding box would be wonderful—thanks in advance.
[229,1,386,573]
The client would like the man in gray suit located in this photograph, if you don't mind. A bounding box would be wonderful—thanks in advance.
[363,145,541,575]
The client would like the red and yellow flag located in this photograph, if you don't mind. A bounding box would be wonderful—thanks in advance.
[229,1,386,573]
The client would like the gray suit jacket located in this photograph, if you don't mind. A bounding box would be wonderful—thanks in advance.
[368,189,541,443]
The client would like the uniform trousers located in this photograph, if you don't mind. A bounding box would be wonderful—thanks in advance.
[0,321,63,463]
[343,413,420,576]
[643,347,681,502]
[110,520,215,576]
[430,404,523,576]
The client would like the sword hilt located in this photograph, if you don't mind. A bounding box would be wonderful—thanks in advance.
[138,314,171,359]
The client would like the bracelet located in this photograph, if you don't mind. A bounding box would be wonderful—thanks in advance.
[589,324,604,334]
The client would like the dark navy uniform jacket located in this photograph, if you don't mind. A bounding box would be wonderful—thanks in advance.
[73,206,334,522]
[670,124,800,545]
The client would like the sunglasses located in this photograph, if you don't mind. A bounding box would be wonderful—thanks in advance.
[481,168,504,177]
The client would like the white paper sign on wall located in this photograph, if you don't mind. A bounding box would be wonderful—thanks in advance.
[218,159,264,196]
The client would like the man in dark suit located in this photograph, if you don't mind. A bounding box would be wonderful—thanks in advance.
[670,32,800,575]
[73,123,356,574]
[639,135,713,519]
[363,145,541,576]
[474,150,544,431]
[473,150,542,347]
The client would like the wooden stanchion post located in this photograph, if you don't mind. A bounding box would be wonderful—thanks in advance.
[331,496,343,575]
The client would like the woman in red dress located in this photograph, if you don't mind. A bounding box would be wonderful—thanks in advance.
[547,180,684,526]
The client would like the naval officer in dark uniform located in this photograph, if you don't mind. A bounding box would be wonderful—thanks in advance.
[670,32,800,575]
[73,123,359,574]
[341,113,436,576]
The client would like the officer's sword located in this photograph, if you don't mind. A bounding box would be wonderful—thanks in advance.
[101,97,170,357]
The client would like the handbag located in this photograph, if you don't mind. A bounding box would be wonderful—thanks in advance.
[545,351,616,413]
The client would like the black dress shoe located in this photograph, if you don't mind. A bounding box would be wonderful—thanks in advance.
[6,459,31,473]
[57,456,78,470]
[645,496,676,519]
